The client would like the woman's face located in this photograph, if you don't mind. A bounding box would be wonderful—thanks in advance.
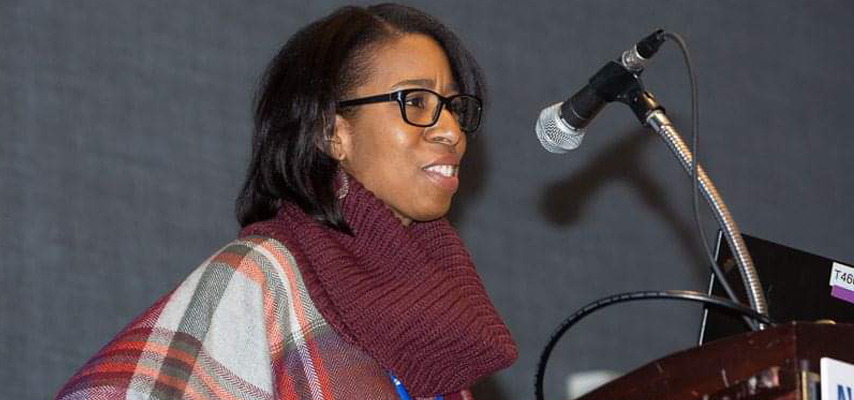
[333,34,467,226]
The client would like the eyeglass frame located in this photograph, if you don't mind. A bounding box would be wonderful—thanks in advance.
[336,88,483,134]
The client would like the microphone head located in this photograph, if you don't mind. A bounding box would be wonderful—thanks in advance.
[535,102,586,154]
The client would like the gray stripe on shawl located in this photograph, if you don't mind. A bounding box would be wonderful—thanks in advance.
[152,242,250,398]
[249,237,327,346]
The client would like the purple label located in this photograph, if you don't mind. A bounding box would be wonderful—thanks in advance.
[831,286,854,305]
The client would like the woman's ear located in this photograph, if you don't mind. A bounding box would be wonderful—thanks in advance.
[329,114,353,163]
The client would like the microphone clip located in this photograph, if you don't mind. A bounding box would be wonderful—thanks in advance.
[562,61,662,130]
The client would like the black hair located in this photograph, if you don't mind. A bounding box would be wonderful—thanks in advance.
[235,3,486,232]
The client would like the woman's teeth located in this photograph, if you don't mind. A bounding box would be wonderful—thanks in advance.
[424,165,457,177]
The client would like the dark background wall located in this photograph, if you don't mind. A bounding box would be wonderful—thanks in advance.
[3,1,853,399]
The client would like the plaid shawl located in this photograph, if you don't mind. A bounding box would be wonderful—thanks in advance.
[56,236,473,399]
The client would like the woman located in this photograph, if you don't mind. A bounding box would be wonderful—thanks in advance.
[57,4,517,399]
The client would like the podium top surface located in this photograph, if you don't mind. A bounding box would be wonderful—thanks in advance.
[580,322,853,400]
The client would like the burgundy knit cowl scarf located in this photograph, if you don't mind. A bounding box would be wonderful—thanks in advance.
[239,177,517,397]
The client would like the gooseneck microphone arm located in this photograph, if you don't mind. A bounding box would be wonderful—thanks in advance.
[575,33,768,326]
[629,89,767,327]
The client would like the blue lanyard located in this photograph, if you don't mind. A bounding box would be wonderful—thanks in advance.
[389,374,442,400]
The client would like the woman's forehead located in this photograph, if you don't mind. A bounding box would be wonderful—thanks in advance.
[360,34,456,93]
[389,78,459,94]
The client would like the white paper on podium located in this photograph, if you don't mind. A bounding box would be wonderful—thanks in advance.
[821,357,854,400]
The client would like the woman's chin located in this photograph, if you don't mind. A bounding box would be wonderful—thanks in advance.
[385,191,455,225]
[411,203,453,223]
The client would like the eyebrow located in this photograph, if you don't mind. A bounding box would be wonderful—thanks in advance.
[393,78,459,93]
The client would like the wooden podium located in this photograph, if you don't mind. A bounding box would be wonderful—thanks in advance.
[578,322,853,400]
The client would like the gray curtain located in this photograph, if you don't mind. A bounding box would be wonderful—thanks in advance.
[3,1,853,399]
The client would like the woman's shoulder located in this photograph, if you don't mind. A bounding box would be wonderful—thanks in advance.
[55,235,326,399]
[206,235,298,274]
[168,235,309,309]
[175,235,320,331]
[171,234,326,343]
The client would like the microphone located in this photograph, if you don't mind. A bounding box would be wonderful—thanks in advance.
[535,30,666,153]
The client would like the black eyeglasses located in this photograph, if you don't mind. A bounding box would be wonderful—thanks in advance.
[337,88,483,133]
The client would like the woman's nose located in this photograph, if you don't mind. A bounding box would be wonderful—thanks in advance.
[425,107,464,148]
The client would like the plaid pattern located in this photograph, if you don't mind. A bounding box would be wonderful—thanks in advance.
[56,236,473,400]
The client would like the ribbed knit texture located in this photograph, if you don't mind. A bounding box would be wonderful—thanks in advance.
[240,177,518,397]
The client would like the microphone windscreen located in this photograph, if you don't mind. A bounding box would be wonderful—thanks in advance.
[535,102,585,154]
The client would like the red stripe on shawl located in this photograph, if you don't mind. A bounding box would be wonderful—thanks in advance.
[136,344,244,400]
[273,361,300,400]
[136,364,207,399]
[56,292,174,398]
[260,238,334,398]
[55,371,135,396]
[145,338,271,400]
[228,238,286,356]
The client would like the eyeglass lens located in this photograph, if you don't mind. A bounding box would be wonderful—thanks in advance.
[403,91,480,132]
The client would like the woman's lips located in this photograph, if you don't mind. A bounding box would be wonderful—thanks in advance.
[423,164,459,192]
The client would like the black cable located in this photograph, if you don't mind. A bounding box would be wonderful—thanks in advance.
[533,290,776,400]
[660,32,757,331]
